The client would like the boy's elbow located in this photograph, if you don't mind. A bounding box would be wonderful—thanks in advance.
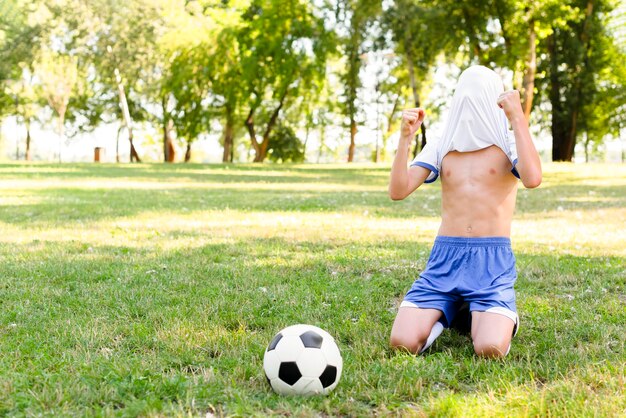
[522,173,542,189]
[389,190,406,201]
[388,185,408,200]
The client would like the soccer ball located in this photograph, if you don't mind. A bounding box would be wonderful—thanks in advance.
[263,324,342,396]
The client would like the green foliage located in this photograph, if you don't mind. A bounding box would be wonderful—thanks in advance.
[267,124,305,163]
[0,0,39,117]
[35,51,78,123]
[164,1,247,158]
[534,0,626,160]
[0,0,625,162]
[237,0,335,161]
[335,0,382,132]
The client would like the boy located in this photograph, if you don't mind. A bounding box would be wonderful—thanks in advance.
[388,66,542,358]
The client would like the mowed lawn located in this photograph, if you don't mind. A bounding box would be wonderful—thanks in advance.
[0,162,624,417]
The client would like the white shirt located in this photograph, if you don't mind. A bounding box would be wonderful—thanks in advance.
[411,65,519,183]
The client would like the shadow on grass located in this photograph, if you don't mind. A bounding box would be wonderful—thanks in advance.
[0,163,624,229]
[0,163,391,185]
[0,232,624,414]
[0,186,442,226]
[1,185,624,229]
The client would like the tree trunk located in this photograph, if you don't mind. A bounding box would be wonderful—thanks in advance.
[462,6,483,63]
[565,0,594,162]
[129,130,141,163]
[163,117,175,162]
[303,123,310,161]
[548,33,571,161]
[417,125,427,158]
[521,18,537,121]
[381,94,400,162]
[162,96,175,163]
[246,106,261,161]
[259,88,289,162]
[317,123,326,163]
[404,35,427,157]
[116,125,123,163]
[184,143,191,162]
[551,1,594,161]
[222,105,235,162]
[494,0,512,53]
[57,111,65,163]
[345,30,361,163]
[248,88,289,163]
[347,116,356,162]
[257,136,270,162]
[114,68,141,163]
[25,120,32,161]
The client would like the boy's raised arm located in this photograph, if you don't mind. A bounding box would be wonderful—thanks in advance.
[389,108,431,200]
[497,90,542,189]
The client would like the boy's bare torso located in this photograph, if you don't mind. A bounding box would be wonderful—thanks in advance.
[438,145,518,238]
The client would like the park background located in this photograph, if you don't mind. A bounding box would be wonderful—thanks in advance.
[0,1,625,417]
[0,0,625,164]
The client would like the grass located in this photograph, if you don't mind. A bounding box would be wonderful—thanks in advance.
[0,162,624,417]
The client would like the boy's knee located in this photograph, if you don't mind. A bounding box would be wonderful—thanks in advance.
[390,331,428,355]
[473,337,511,358]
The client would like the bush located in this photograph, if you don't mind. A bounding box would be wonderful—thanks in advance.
[267,124,305,163]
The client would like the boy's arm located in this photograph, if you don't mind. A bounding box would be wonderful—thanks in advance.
[389,108,431,200]
[497,90,542,189]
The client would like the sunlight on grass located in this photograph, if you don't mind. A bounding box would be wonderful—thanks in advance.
[514,207,626,256]
[426,363,626,416]
[0,162,624,416]
[0,179,386,192]
[1,205,623,256]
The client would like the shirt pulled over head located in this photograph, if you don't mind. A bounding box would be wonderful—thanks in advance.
[410,65,519,183]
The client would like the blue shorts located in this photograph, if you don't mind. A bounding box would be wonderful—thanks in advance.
[401,236,518,328]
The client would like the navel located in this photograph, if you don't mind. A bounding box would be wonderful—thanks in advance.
[466,226,472,233]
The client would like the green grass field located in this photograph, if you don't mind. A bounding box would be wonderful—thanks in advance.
[0,162,624,417]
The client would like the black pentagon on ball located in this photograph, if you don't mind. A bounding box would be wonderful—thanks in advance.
[299,330,323,349]
[267,333,283,351]
[278,362,302,386]
[319,365,337,388]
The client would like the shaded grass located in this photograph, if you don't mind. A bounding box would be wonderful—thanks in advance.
[0,162,624,416]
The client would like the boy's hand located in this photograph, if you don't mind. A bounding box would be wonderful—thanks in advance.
[400,108,425,140]
[497,90,524,122]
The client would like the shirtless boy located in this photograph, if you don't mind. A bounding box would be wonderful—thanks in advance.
[388,66,542,358]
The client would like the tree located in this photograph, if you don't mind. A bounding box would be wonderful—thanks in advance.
[0,0,43,155]
[67,0,164,162]
[334,0,381,162]
[267,124,305,163]
[541,0,625,161]
[238,0,333,162]
[35,51,78,162]
[0,1,26,113]
[382,0,453,154]
[8,69,40,160]
[174,0,250,163]
[488,0,577,122]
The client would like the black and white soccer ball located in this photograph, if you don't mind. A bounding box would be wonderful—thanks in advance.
[263,324,342,396]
